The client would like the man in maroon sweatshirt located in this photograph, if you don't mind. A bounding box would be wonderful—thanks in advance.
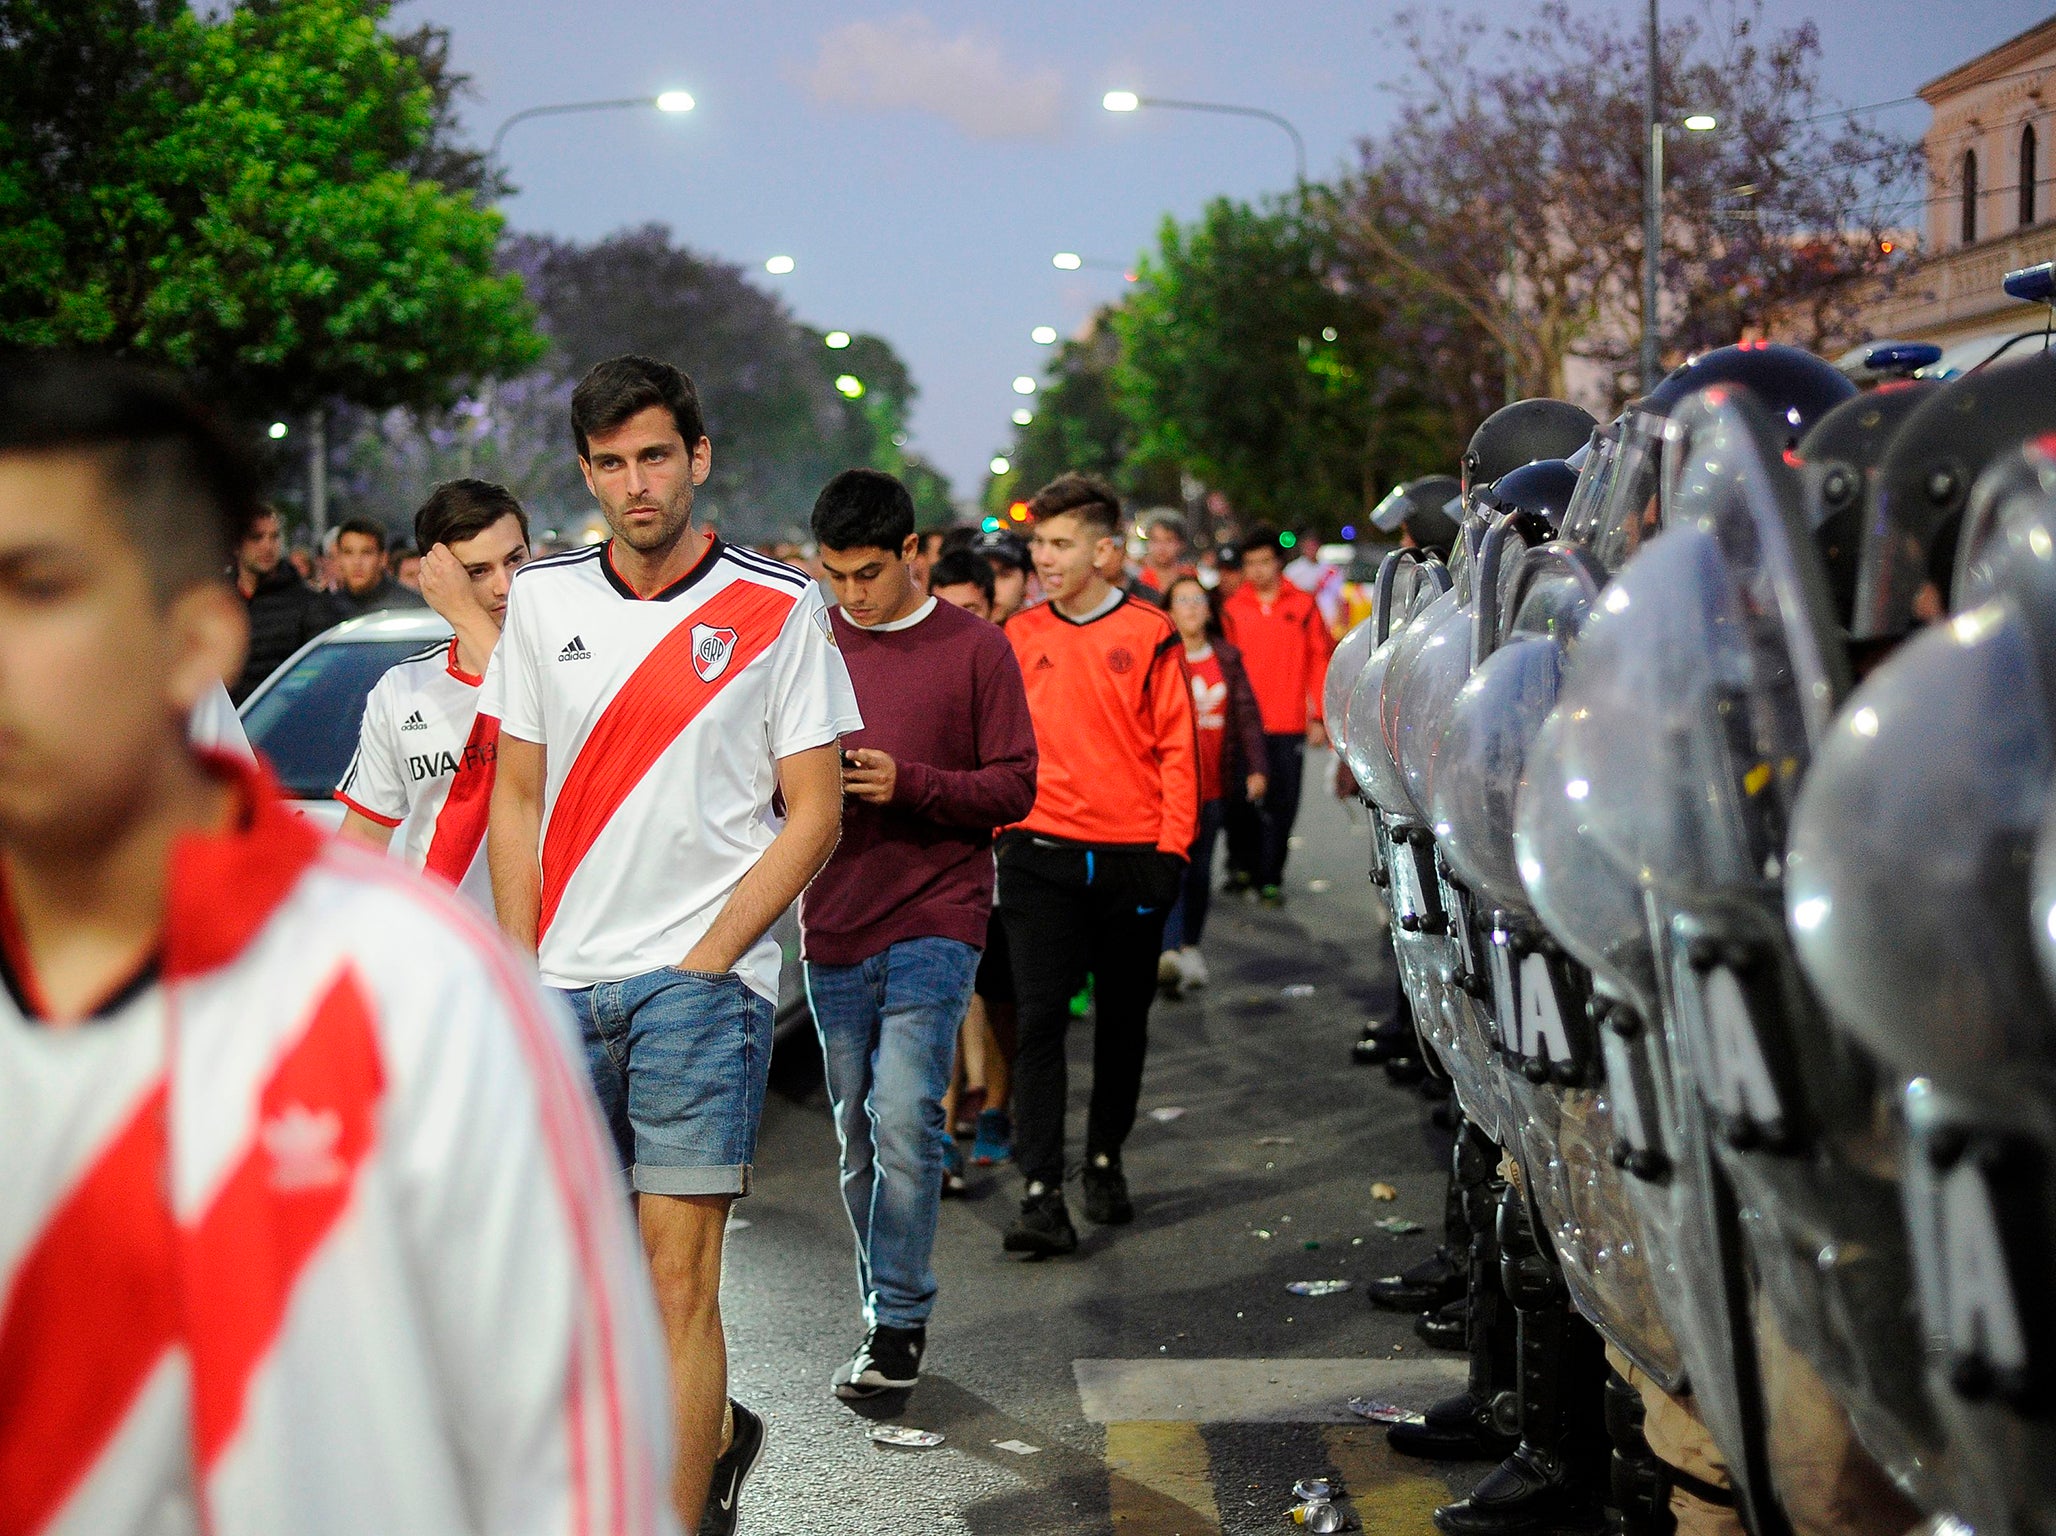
[802,469,1037,1405]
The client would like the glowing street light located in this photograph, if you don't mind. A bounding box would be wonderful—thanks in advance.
[1683,113,1718,132]
[824,331,851,349]
[1012,376,1037,395]
[1012,408,1034,426]
[268,421,289,440]
[1052,252,1083,271]
[765,254,795,275]
[1100,89,1306,183]
[990,456,1012,475]
[834,374,864,398]
[1031,325,1058,345]
[489,90,696,161]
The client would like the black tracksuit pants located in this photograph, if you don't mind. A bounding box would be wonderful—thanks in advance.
[998,834,1179,1190]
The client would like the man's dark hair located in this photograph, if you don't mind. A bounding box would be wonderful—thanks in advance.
[334,516,389,552]
[1240,523,1285,559]
[811,467,916,553]
[928,548,995,602]
[415,478,529,554]
[1027,472,1120,540]
[0,351,258,596]
[570,354,707,460]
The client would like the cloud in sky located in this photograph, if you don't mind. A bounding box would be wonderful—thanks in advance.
[802,14,1064,140]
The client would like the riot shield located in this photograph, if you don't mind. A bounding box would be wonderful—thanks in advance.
[1791,442,2056,1534]
[1434,530,1687,1391]
[1324,611,1378,748]
[1637,388,1938,1514]
[1513,397,1822,1533]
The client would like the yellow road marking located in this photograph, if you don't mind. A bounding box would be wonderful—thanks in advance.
[1106,1420,1224,1534]
[1322,1424,1450,1536]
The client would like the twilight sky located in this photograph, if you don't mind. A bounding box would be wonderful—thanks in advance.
[408,0,2053,501]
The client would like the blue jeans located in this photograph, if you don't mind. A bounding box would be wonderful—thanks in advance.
[805,936,981,1330]
[561,966,774,1198]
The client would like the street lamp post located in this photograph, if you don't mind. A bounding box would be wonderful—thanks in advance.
[488,91,694,164]
[1642,0,1662,393]
[1638,2,1718,393]
[1102,91,1306,184]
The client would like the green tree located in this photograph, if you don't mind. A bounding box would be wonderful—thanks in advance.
[0,0,540,410]
[1113,196,1452,536]
[332,229,947,545]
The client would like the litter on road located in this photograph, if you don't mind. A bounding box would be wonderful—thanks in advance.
[992,1439,1042,1456]
[1147,1105,1188,1123]
[1293,1477,1342,1501]
[1346,1398,1427,1426]
[1285,1279,1352,1296]
[1281,983,1317,998]
[868,1426,945,1449]
[1368,1182,1398,1201]
[1254,1135,1296,1146]
[1291,1498,1348,1531]
[1373,1216,1423,1235]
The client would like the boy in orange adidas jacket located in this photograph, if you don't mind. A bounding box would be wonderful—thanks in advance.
[997,474,1199,1258]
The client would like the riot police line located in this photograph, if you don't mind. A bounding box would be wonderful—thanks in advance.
[1324,299,2056,1536]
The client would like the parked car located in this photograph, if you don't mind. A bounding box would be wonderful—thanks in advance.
[236,611,810,1029]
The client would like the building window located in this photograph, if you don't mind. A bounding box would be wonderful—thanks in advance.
[2023,124,2039,227]
[1963,148,1979,244]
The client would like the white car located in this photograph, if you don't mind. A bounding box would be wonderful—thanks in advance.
[238,609,453,830]
[236,609,809,1029]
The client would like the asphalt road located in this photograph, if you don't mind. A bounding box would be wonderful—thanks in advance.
[723,775,1480,1534]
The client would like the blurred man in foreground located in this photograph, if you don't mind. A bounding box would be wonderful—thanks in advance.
[0,353,674,1535]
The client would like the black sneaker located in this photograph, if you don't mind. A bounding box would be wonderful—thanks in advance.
[698,1398,765,1536]
[1081,1153,1134,1225]
[1003,1181,1079,1256]
[833,1323,926,1399]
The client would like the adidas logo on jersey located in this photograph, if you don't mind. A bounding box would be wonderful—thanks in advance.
[263,1102,348,1192]
[400,709,427,731]
[558,635,592,661]
[1033,654,1055,670]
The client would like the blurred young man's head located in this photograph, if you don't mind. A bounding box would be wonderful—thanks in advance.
[1240,525,1285,593]
[414,478,530,627]
[333,517,390,597]
[928,548,995,621]
[0,354,254,845]
[811,468,921,628]
[238,504,284,582]
[1028,473,1122,607]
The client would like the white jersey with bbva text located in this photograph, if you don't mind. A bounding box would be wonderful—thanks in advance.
[490,537,862,1000]
[334,638,498,911]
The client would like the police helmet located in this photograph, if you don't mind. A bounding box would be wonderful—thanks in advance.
[1462,399,1598,501]
[1791,380,1940,636]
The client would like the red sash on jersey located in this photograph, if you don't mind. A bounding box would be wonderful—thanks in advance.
[424,713,501,888]
[538,582,797,940]
[0,966,381,1532]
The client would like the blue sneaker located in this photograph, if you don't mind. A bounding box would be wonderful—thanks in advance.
[971,1108,1013,1166]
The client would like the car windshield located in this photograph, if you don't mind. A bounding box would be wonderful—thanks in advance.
[241,639,429,800]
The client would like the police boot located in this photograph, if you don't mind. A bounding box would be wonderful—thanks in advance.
[1417,1297,1469,1351]
[1432,1188,1609,1535]
[1369,1137,1468,1311]
[1391,1124,1517,1462]
[1604,1367,1676,1536]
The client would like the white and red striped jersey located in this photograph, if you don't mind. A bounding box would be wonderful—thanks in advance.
[334,637,498,908]
[490,536,861,1000]
[0,756,676,1536]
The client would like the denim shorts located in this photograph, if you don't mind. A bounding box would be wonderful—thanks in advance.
[560,966,775,1198]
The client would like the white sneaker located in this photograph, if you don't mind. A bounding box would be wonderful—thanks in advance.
[1157,950,1184,995]
[1179,947,1210,989]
